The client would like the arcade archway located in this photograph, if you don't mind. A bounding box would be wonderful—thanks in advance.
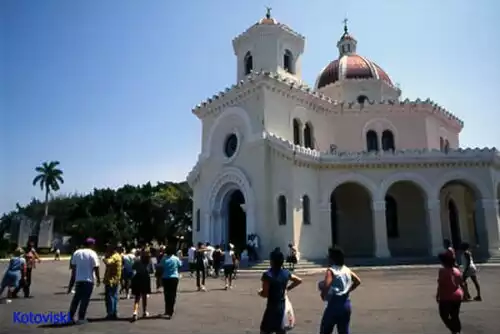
[330,182,374,257]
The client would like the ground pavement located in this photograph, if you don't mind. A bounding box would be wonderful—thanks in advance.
[0,261,499,334]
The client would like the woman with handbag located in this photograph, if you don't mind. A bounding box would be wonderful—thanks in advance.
[258,248,302,334]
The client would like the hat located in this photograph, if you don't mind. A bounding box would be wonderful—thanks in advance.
[85,238,96,245]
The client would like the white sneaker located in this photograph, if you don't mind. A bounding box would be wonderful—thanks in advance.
[142,312,149,318]
[126,293,130,299]
[5,299,12,304]
[71,289,75,294]
[132,312,138,321]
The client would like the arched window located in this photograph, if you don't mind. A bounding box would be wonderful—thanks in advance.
[304,122,314,149]
[366,130,379,152]
[278,195,287,225]
[385,195,399,238]
[244,52,253,75]
[195,209,201,232]
[302,195,311,225]
[382,130,395,151]
[439,137,444,151]
[293,118,301,145]
[284,49,294,74]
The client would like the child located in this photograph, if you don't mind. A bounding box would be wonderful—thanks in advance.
[436,251,464,334]
[461,242,482,301]
[131,249,152,321]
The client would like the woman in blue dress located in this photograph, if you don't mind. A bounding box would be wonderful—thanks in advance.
[258,249,302,334]
[318,247,361,334]
[0,248,27,303]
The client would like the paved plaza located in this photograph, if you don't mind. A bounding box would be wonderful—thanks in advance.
[0,261,499,334]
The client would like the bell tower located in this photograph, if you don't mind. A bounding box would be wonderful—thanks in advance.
[232,8,305,82]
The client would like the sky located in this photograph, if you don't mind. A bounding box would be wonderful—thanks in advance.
[1,0,499,215]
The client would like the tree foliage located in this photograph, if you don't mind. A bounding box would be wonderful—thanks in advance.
[1,181,193,251]
[32,161,64,216]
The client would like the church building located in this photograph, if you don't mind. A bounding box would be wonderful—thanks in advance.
[187,10,500,260]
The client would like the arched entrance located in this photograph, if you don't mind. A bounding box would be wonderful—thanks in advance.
[330,182,374,257]
[439,180,481,249]
[223,189,247,252]
[384,181,428,256]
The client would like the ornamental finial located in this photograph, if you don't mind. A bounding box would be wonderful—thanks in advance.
[266,6,272,19]
[342,18,348,34]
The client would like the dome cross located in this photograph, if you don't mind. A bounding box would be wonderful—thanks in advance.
[342,18,348,33]
[266,6,272,19]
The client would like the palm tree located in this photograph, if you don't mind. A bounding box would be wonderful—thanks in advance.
[32,161,64,217]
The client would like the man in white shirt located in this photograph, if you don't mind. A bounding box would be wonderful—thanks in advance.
[187,244,196,277]
[67,238,100,324]
[206,243,215,276]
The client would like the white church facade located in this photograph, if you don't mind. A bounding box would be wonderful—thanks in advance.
[187,11,500,260]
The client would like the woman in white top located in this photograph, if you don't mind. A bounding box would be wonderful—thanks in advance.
[318,247,361,334]
[223,243,237,289]
[461,242,482,301]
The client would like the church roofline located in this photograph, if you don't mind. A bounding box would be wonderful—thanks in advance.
[185,131,498,187]
[191,71,464,130]
[232,22,305,51]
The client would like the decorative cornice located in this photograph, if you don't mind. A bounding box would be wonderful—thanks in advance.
[186,131,498,186]
[265,131,499,169]
[191,71,463,131]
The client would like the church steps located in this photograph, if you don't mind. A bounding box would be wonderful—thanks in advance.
[241,254,500,272]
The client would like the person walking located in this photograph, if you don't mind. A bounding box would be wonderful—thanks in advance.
[121,248,136,299]
[103,243,122,319]
[0,248,27,303]
[67,238,101,324]
[461,242,482,301]
[436,251,464,334]
[131,249,152,321]
[195,242,208,291]
[187,243,196,278]
[159,245,182,319]
[258,248,302,334]
[223,243,237,290]
[14,243,40,298]
[318,247,361,334]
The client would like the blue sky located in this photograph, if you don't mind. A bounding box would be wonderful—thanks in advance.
[1,0,499,214]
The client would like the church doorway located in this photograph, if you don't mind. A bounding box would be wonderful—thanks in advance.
[224,189,247,254]
[448,199,461,249]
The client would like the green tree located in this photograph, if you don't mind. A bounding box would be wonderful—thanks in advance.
[32,161,64,217]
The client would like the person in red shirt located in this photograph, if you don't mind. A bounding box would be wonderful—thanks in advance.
[436,251,464,334]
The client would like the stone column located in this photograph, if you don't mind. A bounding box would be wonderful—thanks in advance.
[477,199,500,256]
[372,200,390,258]
[426,199,443,256]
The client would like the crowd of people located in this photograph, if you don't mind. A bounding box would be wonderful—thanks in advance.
[0,236,485,334]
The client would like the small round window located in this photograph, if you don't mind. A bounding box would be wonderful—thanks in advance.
[224,133,238,158]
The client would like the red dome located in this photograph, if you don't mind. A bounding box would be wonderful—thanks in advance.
[316,54,393,89]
